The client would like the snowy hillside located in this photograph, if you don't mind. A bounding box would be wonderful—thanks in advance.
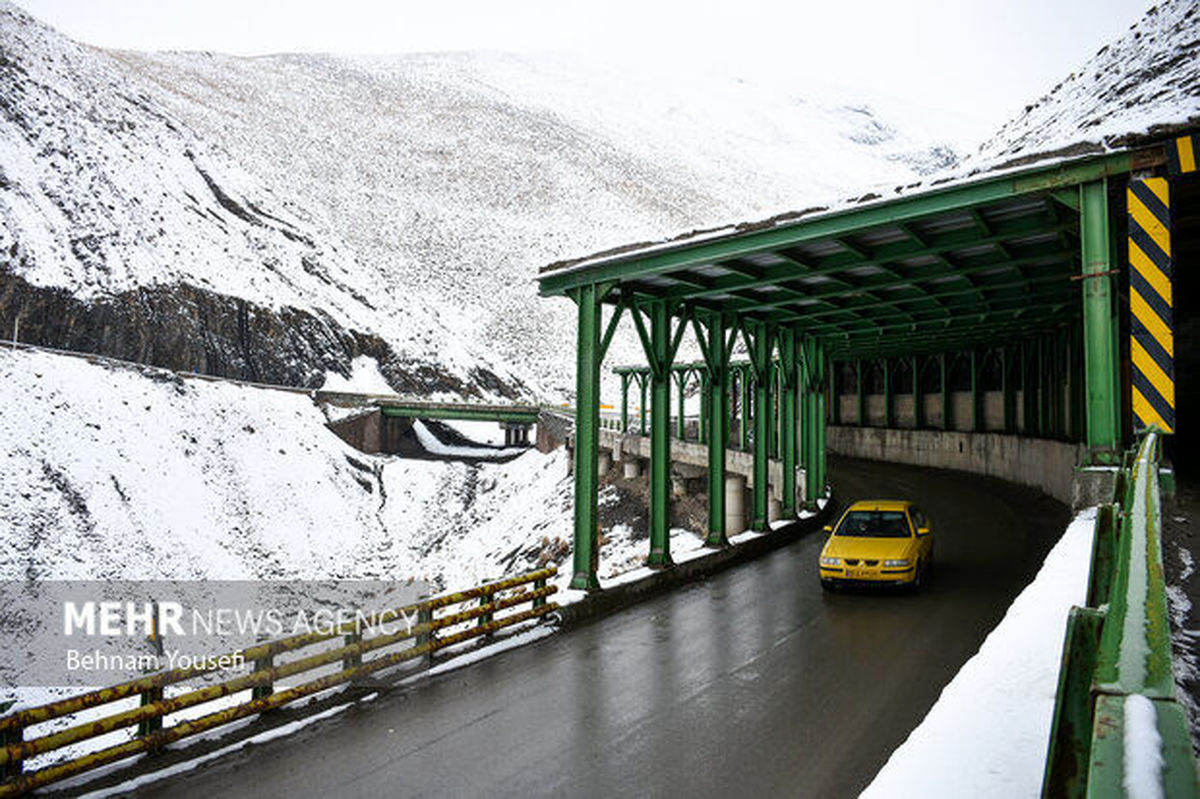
[0,1,527,400]
[111,48,964,397]
[973,0,1199,167]
[0,346,701,588]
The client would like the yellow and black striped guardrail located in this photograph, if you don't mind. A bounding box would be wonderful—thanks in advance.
[0,567,558,797]
[1127,176,1174,434]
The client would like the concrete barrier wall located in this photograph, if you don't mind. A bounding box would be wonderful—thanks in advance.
[827,425,1085,506]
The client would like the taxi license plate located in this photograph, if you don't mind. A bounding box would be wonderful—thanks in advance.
[846,568,870,579]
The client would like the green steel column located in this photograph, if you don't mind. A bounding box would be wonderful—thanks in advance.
[647,302,673,567]
[1037,337,1047,436]
[1002,348,1015,434]
[1069,326,1085,442]
[831,361,842,426]
[704,315,730,546]
[740,365,751,450]
[1022,341,1036,434]
[1080,179,1120,459]
[912,356,924,429]
[699,371,710,445]
[749,323,773,531]
[638,373,648,434]
[569,284,602,590]
[675,369,687,440]
[857,360,866,426]
[815,344,827,503]
[883,358,894,428]
[620,372,631,433]
[941,353,954,431]
[970,351,980,432]
[779,329,798,517]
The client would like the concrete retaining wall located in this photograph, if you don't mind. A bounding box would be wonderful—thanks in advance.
[827,425,1086,507]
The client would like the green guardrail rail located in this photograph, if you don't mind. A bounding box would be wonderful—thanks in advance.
[1043,430,1199,797]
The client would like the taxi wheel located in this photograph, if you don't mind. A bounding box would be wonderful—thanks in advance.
[820,579,835,592]
[912,559,926,590]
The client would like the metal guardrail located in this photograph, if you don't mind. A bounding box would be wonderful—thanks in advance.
[1043,432,1197,797]
[0,568,558,797]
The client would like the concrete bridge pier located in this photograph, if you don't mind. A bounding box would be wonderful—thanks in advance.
[725,474,747,535]
[501,422,532,446]
[598,449,613,477]
[623,458,642,479]
[768,496,783,524]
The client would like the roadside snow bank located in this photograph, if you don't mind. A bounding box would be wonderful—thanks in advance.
[860,507,1096,799]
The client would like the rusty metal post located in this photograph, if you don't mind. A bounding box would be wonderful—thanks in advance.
[251,653,274,701]
[1,726,22,781]
[478,586,495,637]
[417,605,435,667]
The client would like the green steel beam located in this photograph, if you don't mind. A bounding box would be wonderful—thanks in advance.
[538,151,1144,297]
[379,405,539,424]
[728,246,1075,322]
[1080,180,1120,460]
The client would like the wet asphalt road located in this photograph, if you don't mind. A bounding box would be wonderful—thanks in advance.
[138,456,1068,799]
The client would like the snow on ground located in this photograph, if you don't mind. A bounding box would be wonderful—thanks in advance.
[318,356,396,395]
[860,507,1096,799]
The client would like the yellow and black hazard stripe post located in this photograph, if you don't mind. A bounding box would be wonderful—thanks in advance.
[1166,134,1197,176]
[1128,177,1174,434]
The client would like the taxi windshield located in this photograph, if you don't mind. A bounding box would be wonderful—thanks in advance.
[836,510,910,538]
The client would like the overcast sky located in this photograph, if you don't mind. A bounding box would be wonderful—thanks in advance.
[12,0,1155,135]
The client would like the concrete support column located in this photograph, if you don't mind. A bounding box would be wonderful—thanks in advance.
[724,474,746,536]
[623,458,642,479]
[597,449,612,477]
[768,496,783,524]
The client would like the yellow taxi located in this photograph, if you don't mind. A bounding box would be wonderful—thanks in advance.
[818,500,933,590]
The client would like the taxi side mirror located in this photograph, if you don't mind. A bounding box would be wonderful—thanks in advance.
[822,525,833,533]
[917,527,931,536]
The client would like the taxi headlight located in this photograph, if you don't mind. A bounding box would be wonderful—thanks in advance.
[819,557,840,567]
[884,559,910,567]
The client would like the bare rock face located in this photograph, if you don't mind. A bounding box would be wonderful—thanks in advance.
[0,267,521,397]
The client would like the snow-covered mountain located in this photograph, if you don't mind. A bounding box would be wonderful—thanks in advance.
[0,1,527,399]
[973,0,1199,167]
[105,49,962,397]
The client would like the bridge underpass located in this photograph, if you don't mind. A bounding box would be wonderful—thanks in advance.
[137,456,1068,799]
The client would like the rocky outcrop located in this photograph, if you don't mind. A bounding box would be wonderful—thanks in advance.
[0,268,523,398]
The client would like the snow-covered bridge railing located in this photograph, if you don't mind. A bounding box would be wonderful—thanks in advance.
[0,568,558,797]
[1042,432,1196,797]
